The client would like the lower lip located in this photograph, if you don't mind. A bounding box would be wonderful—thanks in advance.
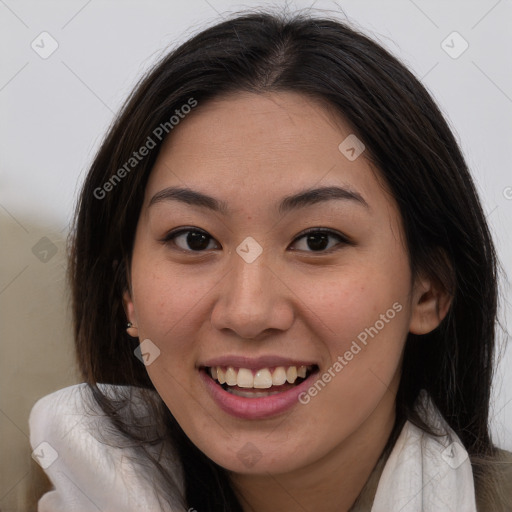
[199,369,318,420]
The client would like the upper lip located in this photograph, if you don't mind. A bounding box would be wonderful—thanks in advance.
[200,355,318,369]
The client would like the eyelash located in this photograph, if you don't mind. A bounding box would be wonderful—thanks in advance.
[160,227,351,254]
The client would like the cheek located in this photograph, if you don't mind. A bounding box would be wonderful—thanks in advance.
[130,254,217,343]
[301,263,410,355]
[297,263,411,416]
[129,257,213,421]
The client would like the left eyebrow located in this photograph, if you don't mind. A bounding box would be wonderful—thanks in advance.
[148,185,370,215]
[277,185,369,215]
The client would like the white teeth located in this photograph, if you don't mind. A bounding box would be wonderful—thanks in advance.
[253,369,273,389]
[209,364,313,389]
[225,366,237,386]
[286,366,298,384]
[272,366,287,386]
[237,368,253,388]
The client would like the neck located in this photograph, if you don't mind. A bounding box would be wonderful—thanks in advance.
[230,391,397,512]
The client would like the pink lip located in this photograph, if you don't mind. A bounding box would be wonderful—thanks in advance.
[200,355,317,370]
[199,368,319,420]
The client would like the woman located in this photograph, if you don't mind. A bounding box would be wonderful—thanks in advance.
[29,9,512,511]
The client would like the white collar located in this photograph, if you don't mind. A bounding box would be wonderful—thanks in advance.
[372,390,477,511]
[30,385,476,511]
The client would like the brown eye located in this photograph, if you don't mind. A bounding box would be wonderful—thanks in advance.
[162,228,220,252]
[290,228,350,253]
[161,227,350,254]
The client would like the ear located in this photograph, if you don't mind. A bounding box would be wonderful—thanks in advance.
[409,275,452,335]
[123,288,139,337]
[123,289,136,323]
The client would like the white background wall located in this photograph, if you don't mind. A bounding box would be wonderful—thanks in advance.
[1,1,511,510]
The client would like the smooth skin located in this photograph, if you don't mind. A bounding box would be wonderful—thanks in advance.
[123,91,451,512]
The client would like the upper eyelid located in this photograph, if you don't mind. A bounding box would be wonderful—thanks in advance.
[161,227,350,249]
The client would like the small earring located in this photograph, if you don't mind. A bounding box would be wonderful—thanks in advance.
[126,322,138,337]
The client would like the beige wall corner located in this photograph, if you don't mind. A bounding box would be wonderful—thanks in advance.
[0,214,80,512]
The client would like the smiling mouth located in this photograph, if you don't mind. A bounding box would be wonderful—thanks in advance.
[202,364,318,398]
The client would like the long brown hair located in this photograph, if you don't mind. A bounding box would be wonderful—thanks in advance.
[68,9,507,511]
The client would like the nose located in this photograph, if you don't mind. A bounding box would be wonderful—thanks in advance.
[210,248,294,340]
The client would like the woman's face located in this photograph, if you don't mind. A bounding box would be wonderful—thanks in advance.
[124,91,447,475]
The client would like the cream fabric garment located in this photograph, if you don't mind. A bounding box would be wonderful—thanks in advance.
[29,384,477,511]
[29,384,186,512]
[371,390,477,512]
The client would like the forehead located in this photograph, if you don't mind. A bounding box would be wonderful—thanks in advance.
[144,91,392,215]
